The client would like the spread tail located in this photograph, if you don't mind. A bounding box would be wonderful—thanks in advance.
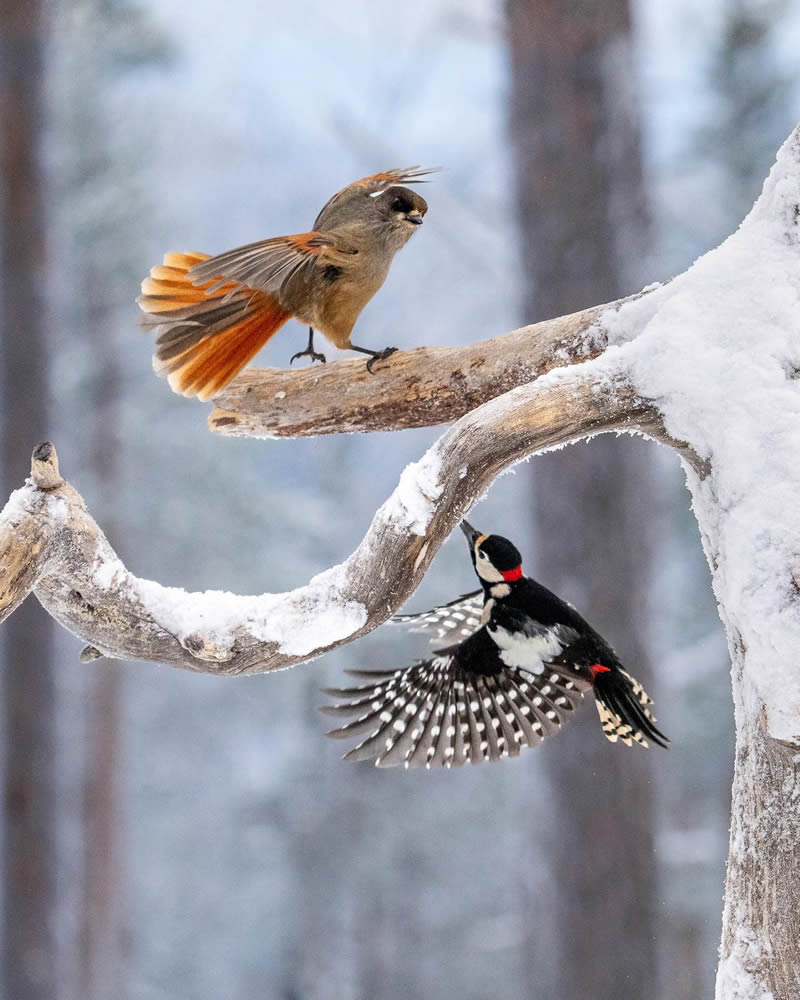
[592,667,669,748]
[138,251,291,400]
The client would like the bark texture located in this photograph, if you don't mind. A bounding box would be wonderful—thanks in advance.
[206,292,658,437]
[716,658,800,1000]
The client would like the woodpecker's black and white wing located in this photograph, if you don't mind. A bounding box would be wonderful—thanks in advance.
[591,666,669,749]
[321,627,589,769]
[390,590,484,646]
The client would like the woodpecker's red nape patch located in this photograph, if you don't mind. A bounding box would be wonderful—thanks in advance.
[590,664,611,678]
[501,565,523,582]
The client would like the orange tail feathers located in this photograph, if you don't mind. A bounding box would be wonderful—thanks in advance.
[138,251,291,401]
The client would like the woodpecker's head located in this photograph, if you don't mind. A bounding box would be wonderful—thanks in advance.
[460,520,524,587]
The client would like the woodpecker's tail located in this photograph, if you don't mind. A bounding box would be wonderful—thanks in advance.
[591,667,669,748]
[321,658,585,769]
[138,252,291,400]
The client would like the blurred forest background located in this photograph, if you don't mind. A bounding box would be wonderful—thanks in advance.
[1,0,798,998]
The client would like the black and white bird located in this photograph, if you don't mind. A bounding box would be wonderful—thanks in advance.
[322,520,668,768]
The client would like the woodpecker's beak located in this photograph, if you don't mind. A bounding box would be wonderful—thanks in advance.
[460,520,482,545]
[406,210,424,225]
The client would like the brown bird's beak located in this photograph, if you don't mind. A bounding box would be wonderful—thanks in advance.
[406,210,424,225]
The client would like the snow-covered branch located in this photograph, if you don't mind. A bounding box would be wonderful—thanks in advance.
[0,362,677,674]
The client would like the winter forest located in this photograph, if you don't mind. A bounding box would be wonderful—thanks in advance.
[2,0,800,998]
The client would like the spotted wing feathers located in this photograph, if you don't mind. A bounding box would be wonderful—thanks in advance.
[592,668,669,749]
[390,590,484,645]
[322,657,585,769]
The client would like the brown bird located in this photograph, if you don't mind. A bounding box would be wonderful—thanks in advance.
[138,166,434,400]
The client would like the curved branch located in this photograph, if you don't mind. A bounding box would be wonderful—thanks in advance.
[0,355,693,674]
[207,285,664,438]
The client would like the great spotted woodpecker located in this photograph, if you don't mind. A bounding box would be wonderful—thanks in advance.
[322,520,668,768]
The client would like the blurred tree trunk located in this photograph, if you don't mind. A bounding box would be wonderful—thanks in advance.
[0,1,57,998]
[78,255,123,1000]
[50,3,171,990]
[507,2,658,998]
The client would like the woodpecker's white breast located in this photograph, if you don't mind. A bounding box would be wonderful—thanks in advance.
[487,623,565,671]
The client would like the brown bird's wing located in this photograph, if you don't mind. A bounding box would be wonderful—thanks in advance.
[139,250,297,401]
[313,166,439,228]
[185,232,348,296]
[138,234,358,400]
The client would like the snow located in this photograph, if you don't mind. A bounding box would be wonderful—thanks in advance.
[91,548,129,590]
[602,126,800,743]
[48,495,70,521]
[77,428,443,661]
[96,448,445,658]
[87,540,368,661]
[248,564,367,657]
[716,940,775,1000]
[378,448,444,536]
[71,439,448,666]
[0,482,69,526]
[0,484,34,523]
[129,566,366,660]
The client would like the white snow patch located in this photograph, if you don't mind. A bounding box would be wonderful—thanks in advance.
[716,945,774,1000]
[607,128,800,741]
[47,495,70,522]
[378,448,443,536]
[91,549,128,590]
[130,561,366,660]
[0,484,34,523]
[1,484,69,526]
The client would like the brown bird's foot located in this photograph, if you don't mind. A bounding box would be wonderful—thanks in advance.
[350,344,398,374]
[290,346,327,365]
[290,328,327,366]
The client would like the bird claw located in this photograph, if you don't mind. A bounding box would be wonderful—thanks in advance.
[290,349,327,366]
[365,347,398,374]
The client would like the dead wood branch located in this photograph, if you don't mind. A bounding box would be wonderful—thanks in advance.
[207,286,662,438]
[0,360,686,674]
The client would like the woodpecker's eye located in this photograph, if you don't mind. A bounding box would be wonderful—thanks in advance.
[391,196,413,213]
[477,549,488,561]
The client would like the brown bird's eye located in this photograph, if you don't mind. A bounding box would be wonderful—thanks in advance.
[391,196,412,213]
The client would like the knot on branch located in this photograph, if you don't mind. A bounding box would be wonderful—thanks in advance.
[31,442,63,491]
[181,632,236,663]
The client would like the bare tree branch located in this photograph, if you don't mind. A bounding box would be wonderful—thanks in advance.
[0,359,689,675]
[207,287,662,438]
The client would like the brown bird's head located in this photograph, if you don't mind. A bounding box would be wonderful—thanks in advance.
[369,184,427,236]
[313,167,434,245]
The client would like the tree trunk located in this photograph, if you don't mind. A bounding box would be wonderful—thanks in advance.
[716,652,800,1000]
[506,1,658,996]
[78,255,123,999]
[0,2,57,997]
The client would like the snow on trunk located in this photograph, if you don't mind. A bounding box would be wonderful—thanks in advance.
[607,128,800,999]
